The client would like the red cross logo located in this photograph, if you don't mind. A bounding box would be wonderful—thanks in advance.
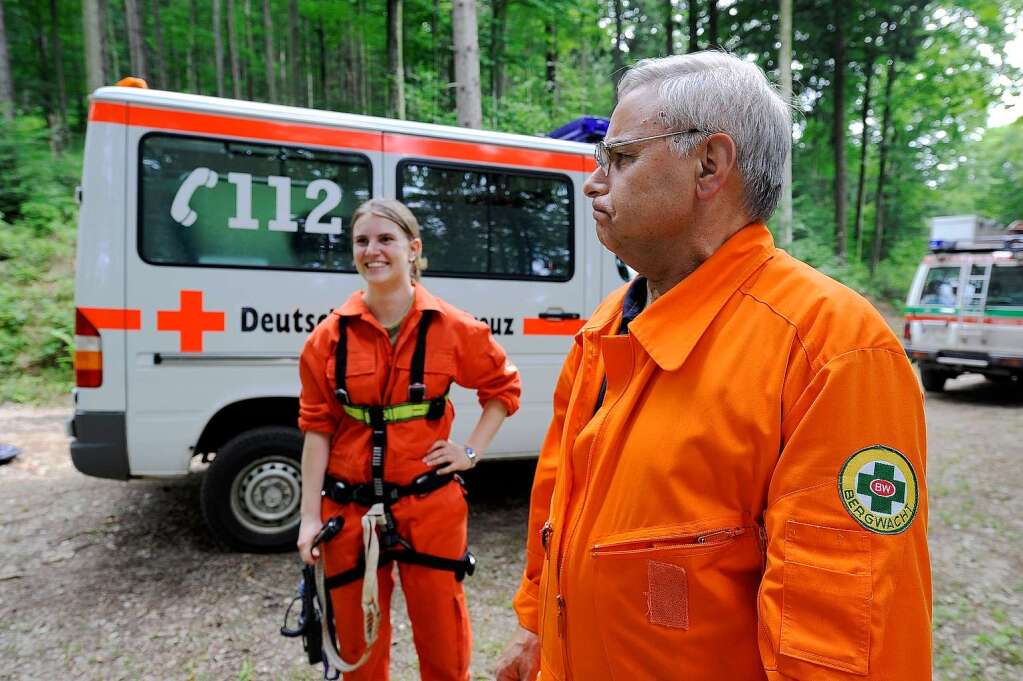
[157,290,225,352]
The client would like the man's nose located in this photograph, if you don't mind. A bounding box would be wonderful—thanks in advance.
[583,167,608,198]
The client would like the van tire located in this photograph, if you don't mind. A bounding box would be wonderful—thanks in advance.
[920,368,950,393]
[201,426,304,552]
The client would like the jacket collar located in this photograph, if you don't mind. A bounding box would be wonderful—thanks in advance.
[599,223,775,371]
[334,282,444,320]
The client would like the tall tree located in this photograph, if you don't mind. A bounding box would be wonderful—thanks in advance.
[243,0,254,99]
[82,0,105,94]
[124,0,148,81]
[545,16,556,111]
[151,0,167,88]
[452,0,481,128]
[262,0,276,101]
[613,0,624,94]
[707,0,718,49]
[830,0,847,259]
[0,0,14,118]
[489,0,507,108]
[687,0,698,52]
[187,0,198,91]
[853,48,876,261]
[664,0,674,55]
[227,0,241,98]
[48,0,68,148]
[871,56,895,274]
[387,0,405,118]
[777,0,792,245]
[288,0,300,105]
[213,0,225,96]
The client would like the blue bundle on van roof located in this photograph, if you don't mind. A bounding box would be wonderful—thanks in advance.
[548,117,609,143]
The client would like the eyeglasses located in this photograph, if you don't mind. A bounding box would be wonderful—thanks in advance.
[593,129,705,175]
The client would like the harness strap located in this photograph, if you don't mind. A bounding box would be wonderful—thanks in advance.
[342,396,449,425]
[322,471,458,507]
[322,548,477,591]
[408,310,432,401]
[334,316,350,405]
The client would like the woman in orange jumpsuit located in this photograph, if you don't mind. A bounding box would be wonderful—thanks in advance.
[296,198,520,681]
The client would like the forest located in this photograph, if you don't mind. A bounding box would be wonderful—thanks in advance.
[0,0,1022,401]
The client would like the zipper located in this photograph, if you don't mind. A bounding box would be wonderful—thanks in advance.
[591,526,746,555]
[756,523,768,573]
[541,520,553,556]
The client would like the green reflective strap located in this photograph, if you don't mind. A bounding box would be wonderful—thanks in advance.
[343,397,449,425]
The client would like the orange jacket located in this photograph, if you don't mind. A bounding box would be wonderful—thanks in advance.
[513,224,930,680]
[298,284,520,484]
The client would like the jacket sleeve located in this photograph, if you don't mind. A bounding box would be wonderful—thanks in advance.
[758,347,931,680]
[453,318,522,416]
[297,326,342,435]
[512,340,583,633]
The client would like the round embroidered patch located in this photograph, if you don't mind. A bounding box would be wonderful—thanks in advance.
[838,445,919,535]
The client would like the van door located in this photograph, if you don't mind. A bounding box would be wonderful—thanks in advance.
[383,148,588,456]
[910,263,963,354]
[124,120,382,475]
[986,263,1023,360]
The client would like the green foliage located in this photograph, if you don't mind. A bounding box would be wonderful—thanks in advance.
[0,117,80,404]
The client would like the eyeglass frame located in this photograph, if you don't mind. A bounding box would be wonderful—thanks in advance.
[593,128,706,175]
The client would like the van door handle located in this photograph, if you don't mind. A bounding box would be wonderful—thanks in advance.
[539,308,580,320]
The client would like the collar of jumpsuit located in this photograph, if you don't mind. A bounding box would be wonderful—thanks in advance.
[335,283,445,330]
[514,220,931,680]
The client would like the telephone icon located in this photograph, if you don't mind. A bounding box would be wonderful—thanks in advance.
[170,167,219,227]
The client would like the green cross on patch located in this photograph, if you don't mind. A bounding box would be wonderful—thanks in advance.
[856,462,906,514]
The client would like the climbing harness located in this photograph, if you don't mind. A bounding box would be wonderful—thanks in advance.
[282,310,476,677]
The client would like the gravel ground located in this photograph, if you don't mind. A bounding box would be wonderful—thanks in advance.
[1,373,1021,680]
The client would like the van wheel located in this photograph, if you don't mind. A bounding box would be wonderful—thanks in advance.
[920,368,950,393]
[201,426,303,552]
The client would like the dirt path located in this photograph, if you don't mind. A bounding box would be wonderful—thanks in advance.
[1,375,1021,680]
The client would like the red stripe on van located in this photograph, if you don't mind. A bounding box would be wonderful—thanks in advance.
[88,102,594,172]
[905,314,1023,326]
[384,133,591,173]
[523,318,587,335]
[79,307,142,330]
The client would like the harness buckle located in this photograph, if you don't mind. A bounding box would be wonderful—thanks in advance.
[334,387,350,405]
[408,382,427,402]
[425,397,447,420]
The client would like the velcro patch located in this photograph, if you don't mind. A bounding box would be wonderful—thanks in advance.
[646,560,688,629]
[838,445,919,535]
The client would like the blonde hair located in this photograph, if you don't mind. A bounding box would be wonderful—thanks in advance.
[350,198,428,281]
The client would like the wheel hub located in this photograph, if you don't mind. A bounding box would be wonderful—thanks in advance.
[230,456,302,535]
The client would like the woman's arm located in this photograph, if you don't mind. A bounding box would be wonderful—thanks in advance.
[423,399,508,474]
[297,430,330,564]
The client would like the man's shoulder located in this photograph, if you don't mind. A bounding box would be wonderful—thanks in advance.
[741,249,903,364]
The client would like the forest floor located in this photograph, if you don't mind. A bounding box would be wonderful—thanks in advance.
[1,372,1021,681]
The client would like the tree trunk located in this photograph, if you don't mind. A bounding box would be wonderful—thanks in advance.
[124,0,148,81]
[870,58,895,274]
[545,17,556,111]
[186,0,197,91]
[105,0,122,80]
[262,0,275,100]
[243,0,254,100]
[227,0,241,98]
[288,0,300,105]
[358,0,368,112]
[664,0,674,55]
[853,51,875,261]
[151,0,167,88]
[777,0,792,245]
[452,0,482,128]
[0,1,13,119]
[82,0,105,95]
[707,0,718,49]
[48,0,68,149]
[387,0,405,119]
[303,17,312,107]
[213,0,224,96]
[830,0,847,260]
[687,0,698,53]
[613,0,624,96]
[316,19,326,107]
[489,0,507,110]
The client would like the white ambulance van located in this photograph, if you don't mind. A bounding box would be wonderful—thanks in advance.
[68,85,626,550]
[903,216,1023,392]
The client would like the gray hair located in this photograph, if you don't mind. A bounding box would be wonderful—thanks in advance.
[618,51,792,222]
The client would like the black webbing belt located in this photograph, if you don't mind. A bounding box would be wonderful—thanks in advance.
[322,471,457,507]
[323,549,477,590]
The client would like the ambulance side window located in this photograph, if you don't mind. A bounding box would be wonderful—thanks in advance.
[138,134,372,271]
[919,266,960,306]
[987,266,1023,307]
[398,161,573,281]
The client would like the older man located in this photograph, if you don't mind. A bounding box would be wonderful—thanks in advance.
[496,52,930,680]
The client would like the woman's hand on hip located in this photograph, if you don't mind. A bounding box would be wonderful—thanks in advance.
[297,516,324,566]
[423,439,474,474]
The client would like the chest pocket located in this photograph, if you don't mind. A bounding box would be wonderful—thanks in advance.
[325,353,377,405]
[394,348,457,397]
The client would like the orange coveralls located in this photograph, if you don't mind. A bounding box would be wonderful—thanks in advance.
[513,224,931,680]
[299,284,520,681]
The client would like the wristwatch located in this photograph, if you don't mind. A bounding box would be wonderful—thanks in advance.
[464,445,478,467]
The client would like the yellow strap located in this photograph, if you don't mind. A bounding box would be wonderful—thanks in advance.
[342,397,449,425]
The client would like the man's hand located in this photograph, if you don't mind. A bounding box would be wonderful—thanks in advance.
[495,626,540,681]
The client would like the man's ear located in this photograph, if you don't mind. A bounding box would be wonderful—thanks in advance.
[695,133,737,201]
